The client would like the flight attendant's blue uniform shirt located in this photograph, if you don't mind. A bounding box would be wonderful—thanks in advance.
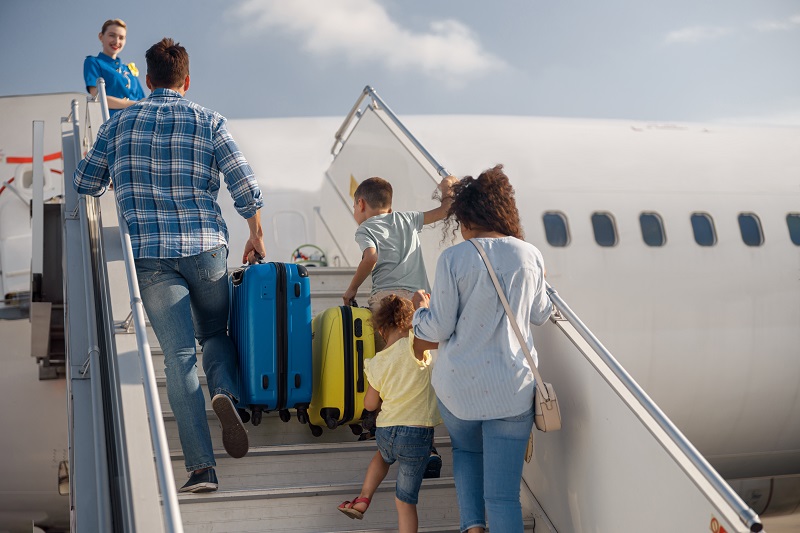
[84,53,145,115]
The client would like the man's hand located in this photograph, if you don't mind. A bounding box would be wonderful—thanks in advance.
[243,235,266,264]
[243,210,265,264]
[412,289,430,309]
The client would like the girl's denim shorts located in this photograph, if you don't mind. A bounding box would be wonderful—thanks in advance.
[375,425,435,504]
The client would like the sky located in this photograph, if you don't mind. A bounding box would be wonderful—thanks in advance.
[1,0,799,126]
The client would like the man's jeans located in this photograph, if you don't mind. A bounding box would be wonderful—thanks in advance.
[135,245,240,472]
[438,399,534,533]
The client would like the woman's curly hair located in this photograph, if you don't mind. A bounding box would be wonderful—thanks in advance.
[371,294,414,334]
[443,164,523,240]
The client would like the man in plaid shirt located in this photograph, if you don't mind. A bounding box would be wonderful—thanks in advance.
[74,37,264,493]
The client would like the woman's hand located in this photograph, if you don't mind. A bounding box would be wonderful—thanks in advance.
[412,289,430,309]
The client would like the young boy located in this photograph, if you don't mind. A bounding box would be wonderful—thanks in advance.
[343,175,453,463]
[342,175,457,315]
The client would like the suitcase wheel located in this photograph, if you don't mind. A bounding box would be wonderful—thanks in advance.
[309,424,323,437]
[321,408,339,430]
[296,409,309,425]
[251,406,263,427]
[349,424,363,436]
[279,409,291,423]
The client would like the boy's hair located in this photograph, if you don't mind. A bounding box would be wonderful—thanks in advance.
[101,19,126,34]
[354,177,392,209]
[146,38,189,89]
[371,294,414,333]
[445,164,523,239]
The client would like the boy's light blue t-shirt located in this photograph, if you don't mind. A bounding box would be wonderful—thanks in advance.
[355,211,431,294]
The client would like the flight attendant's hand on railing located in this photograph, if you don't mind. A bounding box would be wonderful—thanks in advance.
[412,289,430,309]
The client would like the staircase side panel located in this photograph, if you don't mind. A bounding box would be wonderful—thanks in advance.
[523,319,750,532]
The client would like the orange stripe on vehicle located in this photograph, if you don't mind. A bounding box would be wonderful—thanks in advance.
[5,151,63,164]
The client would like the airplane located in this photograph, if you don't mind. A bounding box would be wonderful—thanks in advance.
[0,86,798,532]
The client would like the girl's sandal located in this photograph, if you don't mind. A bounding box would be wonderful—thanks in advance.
[337,496,371,519]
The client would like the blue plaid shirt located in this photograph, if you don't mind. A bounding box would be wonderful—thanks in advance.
[74,88,263,259]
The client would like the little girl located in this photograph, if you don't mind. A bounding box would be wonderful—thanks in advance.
[337,294,442,533]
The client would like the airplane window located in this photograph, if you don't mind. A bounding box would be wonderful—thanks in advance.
[591,212,617,247]
[690,213,716,246]
[787,214,800,245]
[738,213,764,247]
[639,212,666,246]
[543,212,570,247]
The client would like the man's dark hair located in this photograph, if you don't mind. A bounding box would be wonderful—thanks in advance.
[146,38,189,89]
[354,177,392,209]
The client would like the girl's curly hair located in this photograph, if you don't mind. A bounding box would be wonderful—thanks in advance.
[371,294,414,334]
[443,164,523,241]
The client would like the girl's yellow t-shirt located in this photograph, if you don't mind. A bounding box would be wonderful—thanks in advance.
[363,332,442,427]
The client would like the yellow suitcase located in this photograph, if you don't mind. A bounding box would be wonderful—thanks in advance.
[308,305,375,436]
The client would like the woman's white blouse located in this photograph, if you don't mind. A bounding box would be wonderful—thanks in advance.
[413,237,552,420]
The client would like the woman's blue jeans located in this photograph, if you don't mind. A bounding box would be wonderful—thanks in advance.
[135,245,240,472]
[438,399,534,532]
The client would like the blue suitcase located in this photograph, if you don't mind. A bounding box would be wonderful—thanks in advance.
[229,262,313,425]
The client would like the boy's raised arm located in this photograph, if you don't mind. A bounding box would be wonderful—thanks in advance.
[422,175,458,225]
[343,247,378,305]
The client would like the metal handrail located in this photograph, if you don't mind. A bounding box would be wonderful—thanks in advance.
[97,80,184,533]
[545,283,762,532]
[331,85,450,180]
[71,96,112,531]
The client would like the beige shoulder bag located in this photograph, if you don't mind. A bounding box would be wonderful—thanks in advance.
[470,239,562,461]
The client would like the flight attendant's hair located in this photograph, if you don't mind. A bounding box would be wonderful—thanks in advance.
[101,19,127,34]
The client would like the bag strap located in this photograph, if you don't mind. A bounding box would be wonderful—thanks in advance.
[469,239,552,402]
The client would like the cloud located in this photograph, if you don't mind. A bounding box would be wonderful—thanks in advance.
[664,25,733,45]
[228,0,504,84]
[753,14,800,32]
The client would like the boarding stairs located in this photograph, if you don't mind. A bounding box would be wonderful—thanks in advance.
[56,84,765,532]
[150,267,539,532]
[153,268,465,533]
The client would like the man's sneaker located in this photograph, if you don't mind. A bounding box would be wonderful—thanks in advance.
[179,468,218,493]
[423,448,442,479]
[212,394,249,459]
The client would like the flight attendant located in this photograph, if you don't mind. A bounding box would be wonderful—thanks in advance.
[84,18,146,114]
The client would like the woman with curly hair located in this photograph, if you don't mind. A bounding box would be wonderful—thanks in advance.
[412,164,552,533]
[337,294,441,532]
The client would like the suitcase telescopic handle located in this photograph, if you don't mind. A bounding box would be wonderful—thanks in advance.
[356,339,365,392]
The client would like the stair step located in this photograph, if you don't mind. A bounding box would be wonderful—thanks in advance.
[162,409,450,452]
[177,479,461,533]
[170,440,453,491]
[170,437,453,462]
